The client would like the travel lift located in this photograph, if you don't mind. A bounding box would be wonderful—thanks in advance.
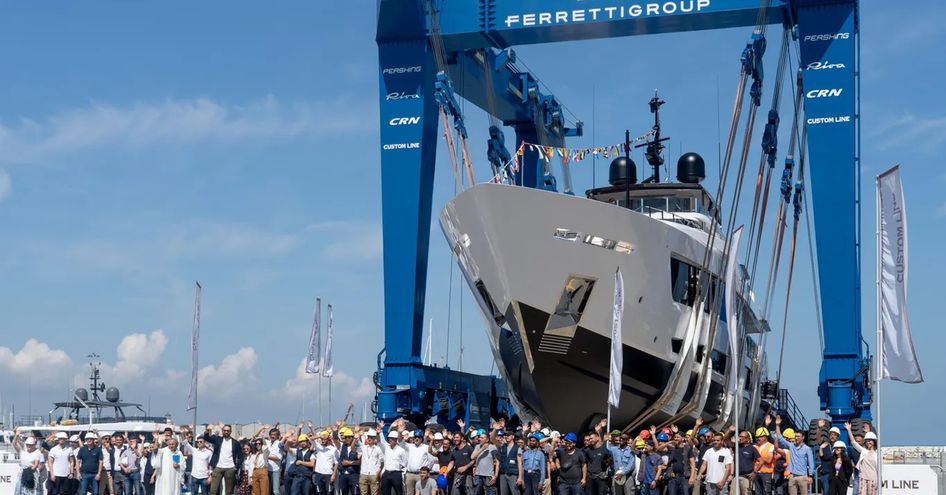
[375,0,870,440]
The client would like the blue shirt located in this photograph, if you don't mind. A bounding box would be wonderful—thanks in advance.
[775,435,815,476]
[521,448,546,484]
[642,453,662,485]
[608,446,636,478]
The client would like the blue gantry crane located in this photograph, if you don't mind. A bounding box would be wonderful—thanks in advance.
[375,0,870,434]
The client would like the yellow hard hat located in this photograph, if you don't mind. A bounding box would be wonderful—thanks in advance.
[319,431,330,438]
[634,440,646,449]
[782,428,796,440]
[686,430,694,437]
[298,434,309,442]
[755,427,769,438]
[339,427,354,437]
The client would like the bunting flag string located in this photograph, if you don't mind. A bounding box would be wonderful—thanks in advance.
[489,131,655,184]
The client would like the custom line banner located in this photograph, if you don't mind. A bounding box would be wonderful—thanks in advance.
[877,166,923,383]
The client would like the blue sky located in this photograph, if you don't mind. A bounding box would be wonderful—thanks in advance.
[1,2,943,444]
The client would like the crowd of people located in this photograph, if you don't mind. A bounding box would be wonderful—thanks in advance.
[10,413,879,495]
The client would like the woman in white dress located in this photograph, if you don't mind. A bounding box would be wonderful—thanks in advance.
[152,438,185,495]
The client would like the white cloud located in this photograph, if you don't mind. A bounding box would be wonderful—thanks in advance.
[112,330,168,382]
[0,170,10,201]
[0,95,375,164]
[198,347,259,401]
[279,359,375,404]
[0,339,73,386]
[307,221,383,262]
[868,113,946,154]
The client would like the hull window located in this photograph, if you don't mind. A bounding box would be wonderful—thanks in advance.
[545,276,596,334]
[669,256,727,322]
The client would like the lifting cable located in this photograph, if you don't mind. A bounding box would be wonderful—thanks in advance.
[428,0,475,188]
[775,131,807,387]
[632,1,771,432]
[745,30,790,283]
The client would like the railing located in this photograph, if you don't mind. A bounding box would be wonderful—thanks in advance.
[773,388,808,431]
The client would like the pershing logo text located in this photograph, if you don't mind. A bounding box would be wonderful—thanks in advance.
[382,66,422,75]
[803,33,850,42]
[504,0,710,28]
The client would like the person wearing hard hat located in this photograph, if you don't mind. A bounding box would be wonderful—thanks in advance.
[48,432,75,495]
[13,432,46,495]
[752,424,775,495]
[469,429,499,495]
[731,430,757,495]
[772,416,814,495]
[405,430,435,495]
[290,434,315,495]
[814,418,840,494]
[336,427,360,495]
[378,423,409,495]
[826,441,853,495]
[359,428,384,495]
[844,423,878,495]
[312,431,337,495]
[520,434,546,495]
[553,433,585,495]
[76,432,104,495]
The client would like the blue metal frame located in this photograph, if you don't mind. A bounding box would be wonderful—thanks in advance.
[375,0,868,428]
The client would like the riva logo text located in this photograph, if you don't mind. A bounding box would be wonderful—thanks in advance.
[807,61,845,70]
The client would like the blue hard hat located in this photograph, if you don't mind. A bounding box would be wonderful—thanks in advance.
[436,475,448,490]
[414,430,424,438]
[564,433,578,443]
[476,429,487,437]
[529,433,544,441]
[698,427,711,437]
[656,432,670,442]
[496,429,506,436]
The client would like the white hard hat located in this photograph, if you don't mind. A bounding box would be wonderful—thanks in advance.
[56,432,68,440]
[143,442,152,447]
[540,428,551,437]
[25,437,36,445]
[400,431,411,438]
[433,433,444,440]
[864,432,877,441]
[832,441,846,449]
[366,429,378,437]
[69,435,80,442]
[551,431,561,438]
[829,427,841,435]
[85,433,98,439]
[388,431,399,439]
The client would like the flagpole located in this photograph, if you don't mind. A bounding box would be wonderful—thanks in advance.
[318,372,323,427]
[193,282,201,432]
[875,174,883,494]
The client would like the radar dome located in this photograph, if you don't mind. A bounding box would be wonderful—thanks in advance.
[609,156,638,186]
[106,387,120,403]
[75,388,89,402]
[676,152,706,184]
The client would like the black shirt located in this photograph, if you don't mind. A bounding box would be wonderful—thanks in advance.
[737,445,759,477]
[451,445,474,473]
[438,449,454,472]
[77,446,103,474]
[668,446,694,476]
[583,446,611,476]
[556,449,586,483]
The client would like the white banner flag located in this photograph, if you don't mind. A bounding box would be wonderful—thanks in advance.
[186,282,201,411]
[323,304,334,378]
[608,267,624,408]
[725,226,745,397]
[305,298,321,374]
[877,166,923,383]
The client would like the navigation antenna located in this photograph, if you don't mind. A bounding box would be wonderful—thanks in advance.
[87,353,105,401]
[638,91,670,183]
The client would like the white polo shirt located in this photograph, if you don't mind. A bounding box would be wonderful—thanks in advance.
[360,444,384,475]
[266,441,283,471]
[49,445,74,477]
[192,448,213,480]
[314,442,338,476]
[20,449,45,469]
